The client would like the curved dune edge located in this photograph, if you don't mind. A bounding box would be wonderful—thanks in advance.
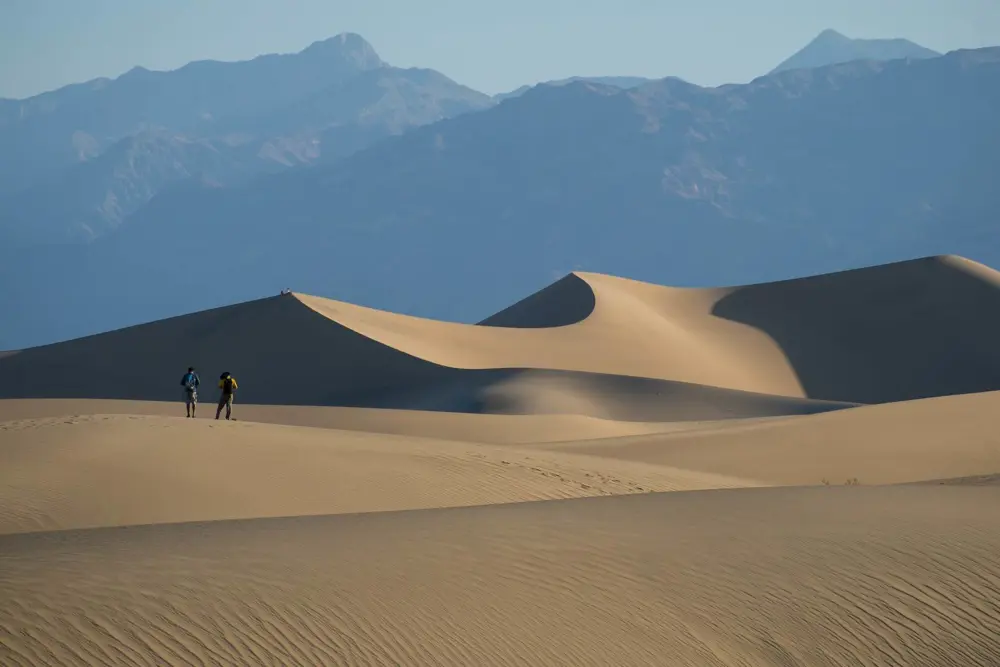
[294,270,805,397]
[3,254,1000,410]
[291,253,1000,403]
[2,487,999,666]
[539,389,1000,486]
[0,305,850,420]
[0,414,762,535]
[372,368,853,421]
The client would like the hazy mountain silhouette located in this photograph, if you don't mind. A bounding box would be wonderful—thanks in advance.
[228,66,491,163]
[0,34,491,246]
[0,34,382,193]
[771,29,940,74]
[495,76,654,101]
[2,47,998,349]
[0,130,282,246]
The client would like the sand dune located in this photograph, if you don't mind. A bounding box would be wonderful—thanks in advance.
[919,473,1000,486]
[305,254,1000,404]
[711,254,1000,403]
[3,255,1000,665]
[3,255,998,417]
[0,398,690,443]
[542,389,1000,486]
[0,414,759,535]
[2,486,999,666]
[4,387,1000,535]
[0,281,847,419]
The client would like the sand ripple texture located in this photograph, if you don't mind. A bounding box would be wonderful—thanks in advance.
[2,486,1000,666]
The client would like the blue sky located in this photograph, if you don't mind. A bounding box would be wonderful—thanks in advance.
[1,0,997,99]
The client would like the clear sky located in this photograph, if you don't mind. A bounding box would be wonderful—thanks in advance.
[1,0,997,99]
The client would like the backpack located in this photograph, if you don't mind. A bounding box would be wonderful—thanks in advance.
[222,376,235,393]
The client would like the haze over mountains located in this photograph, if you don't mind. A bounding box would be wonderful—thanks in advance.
[4,23,1000,666]
[771,28,942,74]
[0,33,490,246]
[2,29,997,349]
[494,76,655,101]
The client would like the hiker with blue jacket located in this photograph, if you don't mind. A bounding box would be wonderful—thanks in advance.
[180,367,201,418]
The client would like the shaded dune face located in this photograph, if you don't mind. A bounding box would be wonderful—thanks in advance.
[0,295,457,406]
[476,273,598,328]
[2,254,999,414]
[712,255,1000,403]
[377,369,850,421]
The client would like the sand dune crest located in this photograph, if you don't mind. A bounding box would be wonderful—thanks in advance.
[4,255,1000,417]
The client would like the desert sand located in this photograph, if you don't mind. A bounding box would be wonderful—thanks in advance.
[2,254,1000,665]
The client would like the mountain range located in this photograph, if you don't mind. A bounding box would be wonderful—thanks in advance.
[0,33,490,246]
[494,76,655,101]
[1,31,997,350]
[771,28,941,74]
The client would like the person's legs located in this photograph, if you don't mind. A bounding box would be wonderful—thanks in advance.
[216,395,225,420]
[225,394,233,420]
[190,390,198,418]
[185,389,192,417]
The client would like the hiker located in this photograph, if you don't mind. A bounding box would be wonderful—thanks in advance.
[180,366,201,418]
[216,371,239,420]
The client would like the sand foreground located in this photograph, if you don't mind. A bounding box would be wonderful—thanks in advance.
[3,255,1000,665]
[2,486,1000,666]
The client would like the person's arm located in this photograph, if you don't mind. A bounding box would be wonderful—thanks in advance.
[231,379,239,390]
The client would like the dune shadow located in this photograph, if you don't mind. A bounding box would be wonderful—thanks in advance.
[477,273,596,328]
[711,256,1000,404]
[361,368,855,421]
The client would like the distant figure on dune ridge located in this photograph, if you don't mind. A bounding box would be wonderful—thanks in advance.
[216,372,239,421]
[179,366,201,418]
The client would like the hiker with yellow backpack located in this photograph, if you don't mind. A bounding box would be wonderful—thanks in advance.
[216,371,239,420]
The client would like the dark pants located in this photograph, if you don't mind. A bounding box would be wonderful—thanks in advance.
[185,388,198,417]
[216,393,234,420]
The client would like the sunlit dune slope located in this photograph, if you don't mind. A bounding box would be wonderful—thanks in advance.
[542,389,1000,485]
[0,398,692,443]
[1,255,998,412]
[0,414,759,535]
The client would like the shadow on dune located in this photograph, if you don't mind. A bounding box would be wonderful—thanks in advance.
[0,293,454,406]
[0,290,852,421]
[477,274,596,328]
[711,256,1000,404]
[366,368,853,421]
[7,254,997,416]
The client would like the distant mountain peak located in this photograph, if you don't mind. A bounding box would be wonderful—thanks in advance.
[119,65,154,81]
[770,29,941,75]
[816,28,848,40]
[494,75,654,102]
[301,32,384,65]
